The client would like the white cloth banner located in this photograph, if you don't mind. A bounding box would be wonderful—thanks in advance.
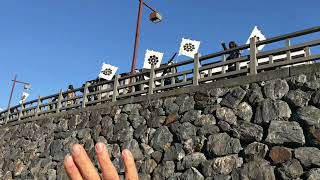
[246,26,266,51]
[143,49,164,69]
[19,92,29,104]
[178,38,201,58]
[98,63,118,80]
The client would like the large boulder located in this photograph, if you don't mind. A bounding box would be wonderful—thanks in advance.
[254,99,291,125]
[122,139,143,160]
[177,152,206,170]
[265,121,305,146]
[285,89,311,108]
[212,154,243,175]
[244,142,269,161]
[294,106,320,128]
[220,87,246,108]
[180,167,204,180]
[206,133,242,156]
[152,161,175,179]
[277,159,304,180]
[231,158,275,180]
[234,121,263,143]
[307,168,320,180]
[269,146,292,165]
[216,107,237,125]
[234,102,253,122]
[294,147,320,168]
[169,122,197,142]
[246,83,264,105]
[150,126,173,152]
[312,91,320,108]
[175,94,195,114]
[163,143,185,162]
[263,79,289,100]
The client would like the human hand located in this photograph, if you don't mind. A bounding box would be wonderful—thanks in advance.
[64,143,139,180]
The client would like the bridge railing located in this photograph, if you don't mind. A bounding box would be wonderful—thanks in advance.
[1,26,320,125]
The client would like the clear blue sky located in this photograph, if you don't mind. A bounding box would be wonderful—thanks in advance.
[0,0,319,109]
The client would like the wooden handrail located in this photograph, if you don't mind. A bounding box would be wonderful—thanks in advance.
[1,26,320,124]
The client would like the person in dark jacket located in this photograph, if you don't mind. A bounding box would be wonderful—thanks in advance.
[221,41,241,71]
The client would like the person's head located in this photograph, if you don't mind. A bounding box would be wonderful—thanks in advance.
[229,41,237,48]
[68,85,74,90]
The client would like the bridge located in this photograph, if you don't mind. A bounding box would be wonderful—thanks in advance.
[1,26,320,125]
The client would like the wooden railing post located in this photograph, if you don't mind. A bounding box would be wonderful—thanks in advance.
[35,96,41,117]
[82,83,89,108]
[286,38,292,61]
[56,89,63,113]
[148,65,155,95]
[112,75,119,102]
[18,103,24,121]
[5,108,10,124]
[193,53,200,86]
[249,36,258,75]
[172,66,177,84]
[222,54,226,74]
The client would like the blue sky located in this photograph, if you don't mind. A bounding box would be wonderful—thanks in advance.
[0,0,319,109]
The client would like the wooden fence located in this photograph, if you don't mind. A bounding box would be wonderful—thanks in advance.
[1,26,320,125]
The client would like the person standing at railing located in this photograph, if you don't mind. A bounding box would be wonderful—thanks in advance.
[221,41,241,71]
[66,85,76,106]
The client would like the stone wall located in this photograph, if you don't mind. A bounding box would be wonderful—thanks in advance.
[1,70,320,179]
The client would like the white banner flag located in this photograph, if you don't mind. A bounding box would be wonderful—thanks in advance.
[143,49,164,69]
[98,63,118,80]
[19,92,29,104]
[246,26,266,51]
[178,38,201,58]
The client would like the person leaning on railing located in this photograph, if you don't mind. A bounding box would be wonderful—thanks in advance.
[65,85,76,106]
[221,41,241,71]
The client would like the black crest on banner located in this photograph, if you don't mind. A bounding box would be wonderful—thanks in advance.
[102,68,113,76]
[183,43,195,52]
[148,55,159,65]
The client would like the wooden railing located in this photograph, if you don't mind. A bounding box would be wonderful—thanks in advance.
[1,26,320,125]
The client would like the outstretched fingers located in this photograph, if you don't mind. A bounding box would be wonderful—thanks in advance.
[64,154,83,180]
[71,144,101,180]
[95,143,119,180]
[122,149,139,180]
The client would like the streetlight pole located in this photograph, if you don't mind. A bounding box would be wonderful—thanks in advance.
[6,74,17,113]
[130,0,144,75]
[6,74,31,115]
[130,0,162,75]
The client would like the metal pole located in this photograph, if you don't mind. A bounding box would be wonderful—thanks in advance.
[130,0,144,75]
[7,74,17,112]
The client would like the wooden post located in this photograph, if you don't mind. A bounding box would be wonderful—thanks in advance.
[112,75,119,102]
[193,53,200,86]
[250,36,258,75]
[148,64,155,95]
[221,54,226,74]
[171,66,177,85]
[18,103,24,121]
[82,83,89,108]
[5,108,10,124]
[269,55,274,64]
[286,39,291,61]
[236,62,240,71]
[56,89,63,113]
[35,96,41,116]
[305,47,311,57]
